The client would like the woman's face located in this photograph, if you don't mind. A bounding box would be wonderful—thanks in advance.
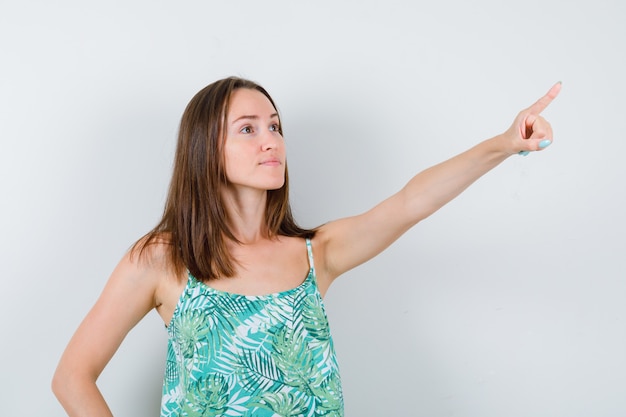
[223,88,286,194]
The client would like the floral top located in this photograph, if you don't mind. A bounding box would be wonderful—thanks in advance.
[161,239,344,417]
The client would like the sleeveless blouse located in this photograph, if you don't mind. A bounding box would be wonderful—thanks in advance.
[161,239,344,417]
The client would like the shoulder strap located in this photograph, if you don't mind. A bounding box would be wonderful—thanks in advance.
[305,238,315,273]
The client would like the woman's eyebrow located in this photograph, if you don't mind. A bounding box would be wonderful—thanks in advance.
[231,113,279,124]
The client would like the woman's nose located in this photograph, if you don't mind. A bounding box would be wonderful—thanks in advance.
[261,130,281,150]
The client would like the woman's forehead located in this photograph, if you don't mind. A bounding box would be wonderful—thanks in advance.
[228,88,278,121]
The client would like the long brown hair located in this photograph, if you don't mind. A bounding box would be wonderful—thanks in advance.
[133,77,315,281]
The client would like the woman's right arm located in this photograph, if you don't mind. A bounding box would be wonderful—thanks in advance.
[52,249,162,416]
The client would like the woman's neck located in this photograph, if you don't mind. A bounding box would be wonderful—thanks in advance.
[221,186,269,244]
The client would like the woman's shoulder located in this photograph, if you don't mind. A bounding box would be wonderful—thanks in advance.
[111,233,182,295]
[129,232,175,267]
[107,235,164,281]
[128,233,172,264]
[124,233,187,323]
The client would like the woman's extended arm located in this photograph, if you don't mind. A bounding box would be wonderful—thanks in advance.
[52,250,163,416]
[314,83,561,287]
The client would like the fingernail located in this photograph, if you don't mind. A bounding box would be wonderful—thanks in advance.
[539,140,552,149]
[518,151,530,156]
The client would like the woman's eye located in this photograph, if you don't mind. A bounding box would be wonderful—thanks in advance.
[270,124,281,132]
[240,126,252,134]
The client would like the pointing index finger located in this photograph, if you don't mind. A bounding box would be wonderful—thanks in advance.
[527,82,562,115]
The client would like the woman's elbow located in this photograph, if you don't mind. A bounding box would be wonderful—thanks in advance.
[51,363,89,405]
[51,365,70,402]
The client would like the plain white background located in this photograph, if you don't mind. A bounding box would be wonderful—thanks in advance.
[1,0,625,416]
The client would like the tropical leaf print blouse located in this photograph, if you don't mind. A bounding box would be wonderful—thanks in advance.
[161,239,344,417]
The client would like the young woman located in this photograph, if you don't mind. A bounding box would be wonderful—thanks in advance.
[52,77,561,416]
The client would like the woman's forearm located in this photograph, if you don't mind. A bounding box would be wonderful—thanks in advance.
[52,371,114,417]
[401,135,510,223]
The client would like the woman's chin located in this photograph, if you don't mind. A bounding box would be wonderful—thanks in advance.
[268,181,286,191]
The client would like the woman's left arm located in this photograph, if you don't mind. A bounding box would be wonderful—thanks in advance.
[314,82,561,286]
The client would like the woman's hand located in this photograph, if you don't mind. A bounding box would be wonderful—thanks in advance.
[502,82,562,156]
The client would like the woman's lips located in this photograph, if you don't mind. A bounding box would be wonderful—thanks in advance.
[259,158,281,166]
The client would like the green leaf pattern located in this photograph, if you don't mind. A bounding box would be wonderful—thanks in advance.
[161,239,344,417]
